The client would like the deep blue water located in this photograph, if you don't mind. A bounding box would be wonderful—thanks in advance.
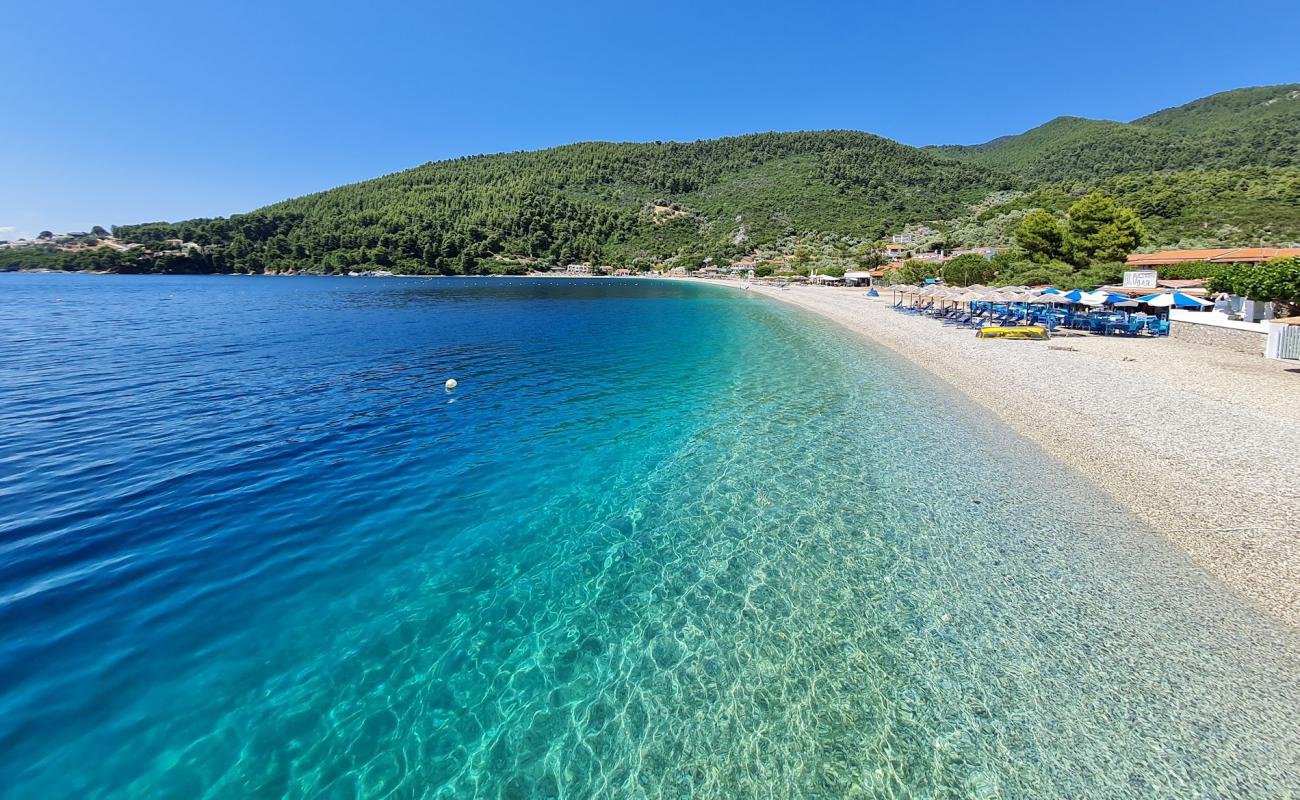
[0,274,1297,798]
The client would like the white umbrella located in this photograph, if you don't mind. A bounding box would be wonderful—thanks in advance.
[1078,290,1114,306]
[1139,291,1213,308]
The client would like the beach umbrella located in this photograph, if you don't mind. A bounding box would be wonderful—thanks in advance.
[1078,290,1130,306]
[1137,291,1213,308]
[1038,287,1062,295]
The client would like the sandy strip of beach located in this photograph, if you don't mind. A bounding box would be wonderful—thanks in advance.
[695,279,1300,627]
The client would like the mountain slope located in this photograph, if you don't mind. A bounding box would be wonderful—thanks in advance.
[7,84,1299,277]
[110,132,1006,274]
[938,84,1300,183]
[934,116,1186,182]
[1135,84,1300,131]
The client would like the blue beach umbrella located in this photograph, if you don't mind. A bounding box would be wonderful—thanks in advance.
[1034,289,1072,304]
[1137,291,1213,308]
[1063,289,1084,302]
[1080,290,1137,306]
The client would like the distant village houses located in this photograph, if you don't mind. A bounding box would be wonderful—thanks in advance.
[883,244,908,261]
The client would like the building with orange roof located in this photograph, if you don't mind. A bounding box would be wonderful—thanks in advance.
[883,243,909,261]
[1126,248,1300,267]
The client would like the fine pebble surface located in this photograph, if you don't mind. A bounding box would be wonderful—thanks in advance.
[0,274,1297,799]
[746,282,1300,626]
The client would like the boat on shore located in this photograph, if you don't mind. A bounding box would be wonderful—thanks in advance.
[976,325,1050,340]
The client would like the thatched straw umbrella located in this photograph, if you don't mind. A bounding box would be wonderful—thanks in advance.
[890,284,918,306]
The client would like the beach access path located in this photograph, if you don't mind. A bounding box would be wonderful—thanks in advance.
[706,279,1300,627]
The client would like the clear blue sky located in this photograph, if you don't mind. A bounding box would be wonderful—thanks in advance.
[4,0,1297,238]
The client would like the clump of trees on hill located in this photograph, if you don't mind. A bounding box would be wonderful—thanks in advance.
[881,191,1147,289]
[4,132,1008,276]
[7,86,1300,278]
[1013,192,1145,266]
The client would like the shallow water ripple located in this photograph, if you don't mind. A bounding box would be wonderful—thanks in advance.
[0,275,1296,799]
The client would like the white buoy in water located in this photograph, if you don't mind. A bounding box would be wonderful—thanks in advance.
[445,378,458,391]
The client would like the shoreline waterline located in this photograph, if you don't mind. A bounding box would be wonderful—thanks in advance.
[2,273,1299,797]
[681,275,1300,627]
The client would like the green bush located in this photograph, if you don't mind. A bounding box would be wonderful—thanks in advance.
[1150,261,1229,280]
[996,259,1074,287]
[1209,256,1300,313]
[942,253,997,286]
[884,260,940,284]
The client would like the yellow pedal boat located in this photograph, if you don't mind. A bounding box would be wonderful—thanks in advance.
[976,325,1050,340]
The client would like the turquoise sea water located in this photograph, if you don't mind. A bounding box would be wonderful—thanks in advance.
[0,274,1297,799]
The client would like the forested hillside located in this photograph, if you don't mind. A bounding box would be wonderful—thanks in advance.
[936,84,1299,182]
[3,84,1297,276]
[105,132,1005,275]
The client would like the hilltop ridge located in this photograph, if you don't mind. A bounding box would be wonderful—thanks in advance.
[3,84,1298,276]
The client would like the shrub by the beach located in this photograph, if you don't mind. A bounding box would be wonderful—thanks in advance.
[885,260,940,284]
[1154,261,1231,281]
[1064,262,1126,290]
[997,259,1074,287]
[1210,256,1300,313]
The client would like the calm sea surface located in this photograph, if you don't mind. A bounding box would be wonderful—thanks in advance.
[0,274,1297,799]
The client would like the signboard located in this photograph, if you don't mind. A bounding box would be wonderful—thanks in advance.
[1122,270,1158,289]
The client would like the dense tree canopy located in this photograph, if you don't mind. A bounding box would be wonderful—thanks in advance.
[1011,192,1143,269]
[941,253,998,286]
[937,84,1300,183]
[4,86,1297,277]
[92,132,1002,276]
[1063,192,1145,264]
[1013,210,1068,263]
